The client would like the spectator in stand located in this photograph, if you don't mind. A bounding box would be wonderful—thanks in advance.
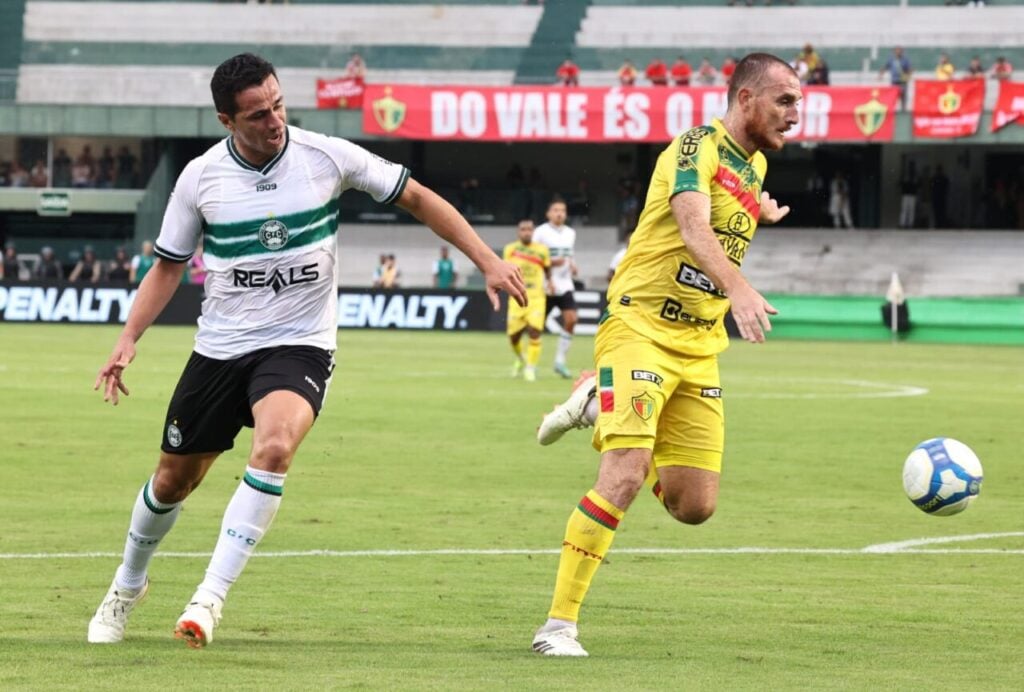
[96,146,116,188]
[29,159,48,187]
[556,57,580,87]
[371,253,387,286]
[931,164,950,229]
[808,58,830,85]
[71,151,94,188]
[966,56,985,78]
[189,240,207,285]
[115,146,138,188]
[695,58,718,85]
[899,163,919,229]
[107,247,132,283]
[8,161,29,187]
[670,56,692,86]
[991,56,1013,81]
[433,246,458,289]
[53,148,72,188]
[130,240,155,283]
[34,246,64,279]
[617,59,638,86]
[801,45,821,73]
[0,162,10,187]
[607,231,632,283]
[935,53,955,81]
[1,244,20,280]
[345,52,366,82]
[720,56,737,86]
[881,46,912,110]
[377,254,400,289]
[69,246,105,283]
[645,57,669,86]
[828,172,854,229]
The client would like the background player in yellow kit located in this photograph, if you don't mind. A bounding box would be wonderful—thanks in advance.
[531,53,802,657]
[504,219,551,382]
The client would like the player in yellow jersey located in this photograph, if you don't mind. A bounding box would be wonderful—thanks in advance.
[503,219,551,382]
[531,53,802,657]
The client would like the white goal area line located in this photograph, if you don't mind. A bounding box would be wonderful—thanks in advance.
[2,533,1023,560]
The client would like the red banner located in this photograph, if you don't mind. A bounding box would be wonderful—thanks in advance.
[361,85,899,143]
[316,77,364,110]
[912,79,985,138]
[992,80,1024,132]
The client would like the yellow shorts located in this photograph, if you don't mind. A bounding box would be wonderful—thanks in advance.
[507,297,546,335]
[591,316,724,473]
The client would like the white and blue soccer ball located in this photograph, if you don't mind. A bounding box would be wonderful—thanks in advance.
[902,438,983,516]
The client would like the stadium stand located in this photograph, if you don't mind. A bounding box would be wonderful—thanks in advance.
[336,225,1024,297]
[574,5,1024,95]
[16,2,1024,106]
[17,1,543,106]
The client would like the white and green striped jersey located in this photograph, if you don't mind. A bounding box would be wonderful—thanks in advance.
[532,222,576,295]
[155,126,409,359]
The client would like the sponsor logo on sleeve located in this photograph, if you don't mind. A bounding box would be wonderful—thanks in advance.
[700,387,722,398]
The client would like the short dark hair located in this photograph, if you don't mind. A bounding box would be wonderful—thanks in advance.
[727,53,797,107]
[210,53,278,117]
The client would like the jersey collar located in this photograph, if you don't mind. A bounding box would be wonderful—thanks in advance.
[227,127,290,175]
[712,118,754,162]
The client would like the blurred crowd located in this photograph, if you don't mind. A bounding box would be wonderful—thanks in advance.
[0,145,140,189]
[0,240,206,284]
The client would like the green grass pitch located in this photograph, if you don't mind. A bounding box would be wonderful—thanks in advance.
[1,324,1022,690]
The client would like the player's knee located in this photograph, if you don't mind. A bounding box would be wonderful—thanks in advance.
[250,437,294,473]
[151,467,196,504]
[664,496,716,525]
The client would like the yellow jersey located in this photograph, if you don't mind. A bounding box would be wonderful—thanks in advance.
[503,240,551,300]
[606,118,767,356]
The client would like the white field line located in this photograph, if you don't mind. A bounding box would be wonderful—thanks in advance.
[861,531,1024,553]
[2,539,1023,561]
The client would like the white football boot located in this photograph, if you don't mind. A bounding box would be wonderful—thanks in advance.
[537,372,597,446]
[532,623,589,657]
[174,592,224,648]
[87,578,149,643]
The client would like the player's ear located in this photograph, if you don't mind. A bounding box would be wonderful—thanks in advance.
[217,112,233,132]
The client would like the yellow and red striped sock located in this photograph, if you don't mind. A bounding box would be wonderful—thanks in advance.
[548,490,625,622]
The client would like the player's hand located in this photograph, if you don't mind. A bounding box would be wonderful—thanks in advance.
[94,334,136,405]
[485,259,528,310]
[727,282,778,344]
[759,191,791,225]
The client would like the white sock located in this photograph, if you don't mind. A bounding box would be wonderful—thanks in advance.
[115,477,182,590]
[555,333,573,366]
[542,617,577,632]
[196,466,285,602]
[584,396,598,426]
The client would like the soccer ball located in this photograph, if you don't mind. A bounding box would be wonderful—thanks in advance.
[902,438,983,516]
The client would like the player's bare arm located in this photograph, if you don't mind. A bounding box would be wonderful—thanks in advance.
[94,258,188,405]
[758,191,791,225]
[396,178,527,309]
[671,191,777,344]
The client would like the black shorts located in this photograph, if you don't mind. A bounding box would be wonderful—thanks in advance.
[545,291,577,314]
[161,345,335,455]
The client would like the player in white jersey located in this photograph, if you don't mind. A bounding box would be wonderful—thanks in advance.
[532,199,577,378]
[87,53,526,648]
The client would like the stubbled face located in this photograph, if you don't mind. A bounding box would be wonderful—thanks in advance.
[740,65,802,151]
[546,202,567,226]
[517,221,535,243]
[220,75,287,165]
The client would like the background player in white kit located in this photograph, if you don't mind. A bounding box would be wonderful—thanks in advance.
[532,199,577,379]
[88,53,526,648]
